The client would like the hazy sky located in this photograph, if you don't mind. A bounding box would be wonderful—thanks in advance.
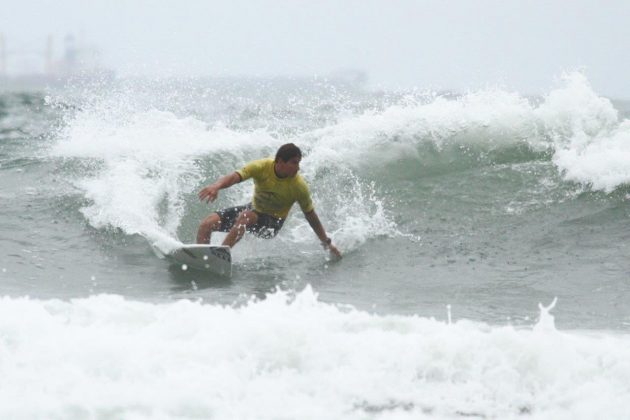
[2,0,630,97]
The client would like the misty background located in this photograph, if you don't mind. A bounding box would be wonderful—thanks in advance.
[1,0,629,97]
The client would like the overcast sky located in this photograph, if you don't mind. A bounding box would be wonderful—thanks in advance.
[2,0,630,97]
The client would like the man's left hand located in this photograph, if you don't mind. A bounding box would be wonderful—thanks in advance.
[326,243,342,259]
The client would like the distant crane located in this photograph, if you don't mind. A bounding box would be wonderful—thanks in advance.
[1,33,6,76]
[0,33,101,78]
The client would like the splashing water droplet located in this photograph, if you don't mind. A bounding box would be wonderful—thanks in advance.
[534,297,558,333]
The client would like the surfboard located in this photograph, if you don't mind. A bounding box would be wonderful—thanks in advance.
[169,244,232,276]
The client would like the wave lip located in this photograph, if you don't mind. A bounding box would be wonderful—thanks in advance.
[1,288,630,419]
[553,120,630,192]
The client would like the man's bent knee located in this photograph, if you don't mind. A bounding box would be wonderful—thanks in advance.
[234,210,258,227]
[197,213,222,244]
[201,213,221,231]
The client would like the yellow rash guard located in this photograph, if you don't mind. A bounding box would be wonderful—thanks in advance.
[236,158,314,219]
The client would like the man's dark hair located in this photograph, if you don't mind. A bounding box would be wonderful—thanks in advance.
[275,143,302,162]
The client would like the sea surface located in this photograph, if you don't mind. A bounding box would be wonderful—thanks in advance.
[1,73,630,419]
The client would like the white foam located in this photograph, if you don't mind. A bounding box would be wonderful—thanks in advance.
[1,288,629,419]
[553,120,630,192]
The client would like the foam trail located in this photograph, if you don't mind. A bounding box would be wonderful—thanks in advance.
[1,288,630,419]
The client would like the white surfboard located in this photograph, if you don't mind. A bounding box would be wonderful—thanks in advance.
[169,244,232,276]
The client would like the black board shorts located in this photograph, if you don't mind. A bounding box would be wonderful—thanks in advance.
[215,203,285,239]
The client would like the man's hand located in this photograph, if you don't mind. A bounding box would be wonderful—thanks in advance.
[198,172,242,204]
[304,210,342,259]
[198,184,220,203]
[325,242,342,259]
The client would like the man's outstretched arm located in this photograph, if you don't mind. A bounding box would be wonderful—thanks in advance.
[198,172,242,203]
[304,210,342,258]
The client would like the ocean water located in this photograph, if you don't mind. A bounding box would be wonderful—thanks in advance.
[2,72,630,419]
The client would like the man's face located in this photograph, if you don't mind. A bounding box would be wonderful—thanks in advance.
[276,156,301,177]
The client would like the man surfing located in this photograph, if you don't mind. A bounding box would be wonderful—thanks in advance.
[197,143,342,258]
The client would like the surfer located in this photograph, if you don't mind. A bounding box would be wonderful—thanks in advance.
[197,143,342,258]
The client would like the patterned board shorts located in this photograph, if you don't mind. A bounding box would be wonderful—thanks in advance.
[215,203,285,239]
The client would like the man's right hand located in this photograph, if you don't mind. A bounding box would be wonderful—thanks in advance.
[198,184,220,203]
[199,172,242,204]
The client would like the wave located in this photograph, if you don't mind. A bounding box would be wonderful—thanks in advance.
[1,287,629,419]
[48,72,628,253]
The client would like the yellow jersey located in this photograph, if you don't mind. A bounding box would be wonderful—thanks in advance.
[236,158,314,219]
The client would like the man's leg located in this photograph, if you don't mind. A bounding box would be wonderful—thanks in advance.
[196,213,222,244]
[222,210,258,248]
